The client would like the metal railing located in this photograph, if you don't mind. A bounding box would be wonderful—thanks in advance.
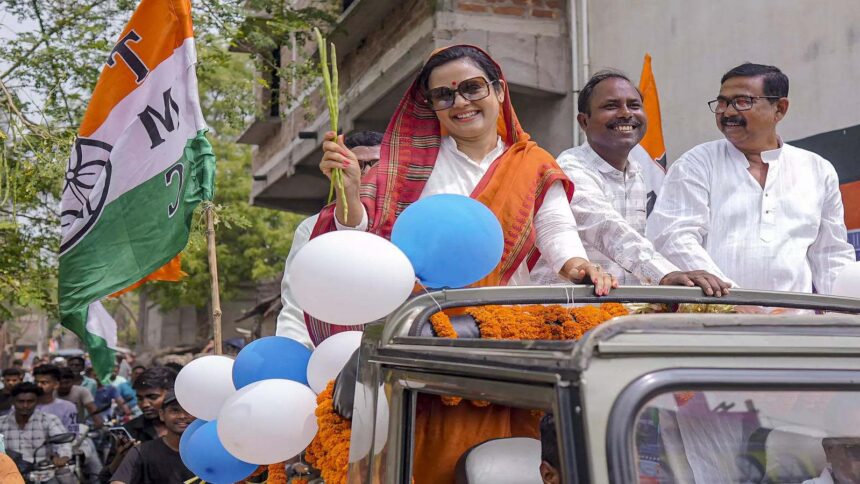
[381,285,860,343]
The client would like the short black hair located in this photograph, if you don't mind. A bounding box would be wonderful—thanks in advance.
[344,131,383,149]
[133,366,177,391]
[578,70,640,115]
[721,63,789,98]
[163,362,184,374]
[12,382,43,398]
[416,45,502,95]
[58,367,76,380]
[540,413,559,469]
[67,356,85,366]
[132,365,146,371]
[2,368,24,378]
[33,364,61,381]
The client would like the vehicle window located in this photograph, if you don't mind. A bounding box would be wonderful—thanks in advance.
[409,390,550,484]
[634,390,860,483]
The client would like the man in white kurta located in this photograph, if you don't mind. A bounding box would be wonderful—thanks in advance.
[646,63,855,295]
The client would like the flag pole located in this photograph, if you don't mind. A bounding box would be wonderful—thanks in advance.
[205,203,223,355]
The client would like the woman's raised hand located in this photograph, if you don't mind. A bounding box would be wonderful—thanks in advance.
[319,131,364,226]
[320,131,363,196]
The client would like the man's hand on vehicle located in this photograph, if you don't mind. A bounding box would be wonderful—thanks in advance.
[660,270,731,297]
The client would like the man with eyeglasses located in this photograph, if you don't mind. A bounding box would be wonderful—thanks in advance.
[275,130,383,347]
[647,63,854,299]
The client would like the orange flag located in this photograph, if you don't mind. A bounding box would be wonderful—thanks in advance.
[638,53,667,169]
[633,53,668,216]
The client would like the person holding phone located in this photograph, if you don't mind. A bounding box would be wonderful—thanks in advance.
[109,391,195,484]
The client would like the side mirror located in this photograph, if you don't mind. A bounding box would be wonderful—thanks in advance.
[47,433,75,444]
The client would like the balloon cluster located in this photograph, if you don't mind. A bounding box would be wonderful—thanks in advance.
[175,195,505,481]
[176,333,364,483]
[292,194,505,324]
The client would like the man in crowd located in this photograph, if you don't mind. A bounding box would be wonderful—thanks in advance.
[1,368,24,415]
[130,366,145,384]
[57,366,103,428]
[33,364,79,433]
[57,366,105,481]
[647,63,855,297]
[531,71,730,296]
[276,130,383,347]
[93,376,132,423]
[99,367,177,483]
[68,356,98,396]
[124,366,176,442]
[0,383,72,468]
[109,391,194,484]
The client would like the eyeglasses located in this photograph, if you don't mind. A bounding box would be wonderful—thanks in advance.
[424,76,498,111]
[708,95,781,114]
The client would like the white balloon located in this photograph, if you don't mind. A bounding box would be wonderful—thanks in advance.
[291,231,415,325]
[349,383,389,462]
[217,379,318,465]
[307,331,363,394]
[175,355,235,421]
[833,262,860,298]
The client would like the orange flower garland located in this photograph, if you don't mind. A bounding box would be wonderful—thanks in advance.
[266,462,286,484]
[304,381,351,484]
[430,303,628,407]
[429,312,458,338]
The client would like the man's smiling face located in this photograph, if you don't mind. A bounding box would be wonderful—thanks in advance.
[579,77,647,155]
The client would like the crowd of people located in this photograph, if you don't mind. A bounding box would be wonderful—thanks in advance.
[0,354,196,484]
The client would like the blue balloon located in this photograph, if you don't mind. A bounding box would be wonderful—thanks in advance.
[232,336,312,389]
[179,419,207,458]
[180,420,256,484]
[391,194,504,288]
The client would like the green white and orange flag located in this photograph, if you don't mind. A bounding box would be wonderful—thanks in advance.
[59,0,214,380]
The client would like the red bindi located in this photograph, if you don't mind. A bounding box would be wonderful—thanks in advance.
[451,81,457,86]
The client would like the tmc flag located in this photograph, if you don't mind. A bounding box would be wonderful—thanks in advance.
[59,0,215,380]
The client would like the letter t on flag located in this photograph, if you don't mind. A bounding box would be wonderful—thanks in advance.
[631,53,668,216]
[58,0,215,382]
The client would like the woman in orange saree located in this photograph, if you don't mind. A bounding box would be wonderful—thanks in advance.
[314,45,615,482]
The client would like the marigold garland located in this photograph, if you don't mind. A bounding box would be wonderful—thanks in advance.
[432,304,629,407]
[430,312,458,338]
[266,462,286,484]
[304,381,351,484]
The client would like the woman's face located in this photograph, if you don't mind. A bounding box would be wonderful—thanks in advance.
[427,58,504,142]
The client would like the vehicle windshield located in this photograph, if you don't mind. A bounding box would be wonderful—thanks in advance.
[635,390,860,483]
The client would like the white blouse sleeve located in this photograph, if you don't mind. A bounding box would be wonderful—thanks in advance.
[534,181,588,274]
[334,204,369,231]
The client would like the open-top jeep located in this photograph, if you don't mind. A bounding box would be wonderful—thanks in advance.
[343,286,860,483]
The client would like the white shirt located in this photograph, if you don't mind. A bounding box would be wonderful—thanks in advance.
[532,143,677,286]
[275,215,316,347]
[646,138,855,294]
[341,136,587,285]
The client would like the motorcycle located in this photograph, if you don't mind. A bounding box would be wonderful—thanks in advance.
[9,431,77,484]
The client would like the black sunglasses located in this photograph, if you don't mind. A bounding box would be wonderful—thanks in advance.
[424,76,499,111]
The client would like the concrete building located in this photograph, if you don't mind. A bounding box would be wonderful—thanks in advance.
[240,0,860,250]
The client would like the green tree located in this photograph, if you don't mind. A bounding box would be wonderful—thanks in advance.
[0,0,335,342]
